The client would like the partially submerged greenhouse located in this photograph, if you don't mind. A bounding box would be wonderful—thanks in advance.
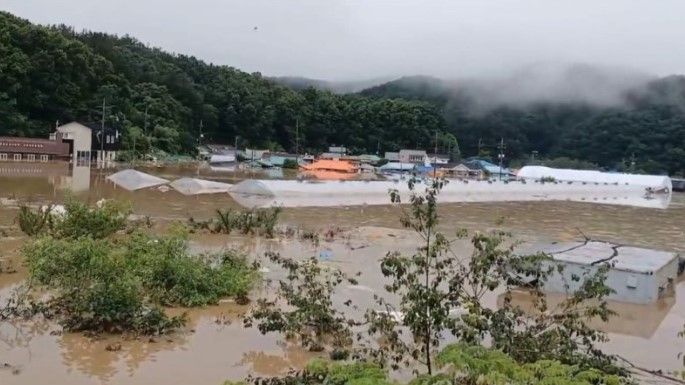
[228,179,669,209]
[106,169,170,191]
[517,166,672,191]
[169,178,232,195]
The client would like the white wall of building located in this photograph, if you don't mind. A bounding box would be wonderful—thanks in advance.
[56,122,92,162]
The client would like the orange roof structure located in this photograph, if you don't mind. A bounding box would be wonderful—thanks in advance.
[301,159,358,173]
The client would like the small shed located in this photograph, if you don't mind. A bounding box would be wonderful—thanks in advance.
[539,241,679,304]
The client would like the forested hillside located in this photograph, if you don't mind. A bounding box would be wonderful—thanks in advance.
[1,11,684,175]
[362,75,685,175]
[0,12,445,155]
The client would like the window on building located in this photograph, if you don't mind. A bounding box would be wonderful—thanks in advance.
[27,154,35,162]
[0,153,7,161]
[40,155,49,162]
[13,154,21,161]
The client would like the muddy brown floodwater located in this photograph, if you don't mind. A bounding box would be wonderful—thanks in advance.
[1,163,685,385]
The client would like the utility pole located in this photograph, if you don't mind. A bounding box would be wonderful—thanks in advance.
[376,139,380,156]
[100,98,106,164]
[144,103,149,156]
[198,119,204,145]
[531,150,538,165]
[295,117,299,163]
[433,130,438,178]
[497,138,506,181]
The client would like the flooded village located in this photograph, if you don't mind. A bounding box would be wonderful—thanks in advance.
[3,3,685,385]
[0,120,684,385]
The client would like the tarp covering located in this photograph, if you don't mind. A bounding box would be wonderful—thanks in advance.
[106,169,169,191]
[229,179,671,209]
[517,166,672,190]
[169,178,232,195]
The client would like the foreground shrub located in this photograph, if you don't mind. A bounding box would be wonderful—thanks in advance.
[435,344,624,385]
[244,252,357,353]
[189,207,281,238]
[124,231,258,306]
[17,199,131,239]
[55,199,131,239]
[224,344,625,385]
[22,230,258,334]
[17,205,54,236]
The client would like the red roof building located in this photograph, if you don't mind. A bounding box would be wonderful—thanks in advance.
[0,133,71,162]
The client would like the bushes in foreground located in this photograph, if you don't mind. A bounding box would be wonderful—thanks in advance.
[189,207,281,238]
[17,199,131,239]
[224,344,625,385]
[22,230,258,334]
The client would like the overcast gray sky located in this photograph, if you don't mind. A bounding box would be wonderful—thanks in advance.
[3,0,684,81]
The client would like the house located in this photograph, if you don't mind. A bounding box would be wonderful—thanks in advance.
[267,152,299,167]
[0,133,71,162]
[446,164,484,179]
[328,146,347,155]
[379,162,415,173]
[357,154,381,165]
[463,158,512,178]
[399,149,428,164]
[240,148,269,161]
[427,153,450,165]
[88,123,122,162]
[384,152,400,162]
[206,144,236,155]
[319,152,344,160]
[56,122,94,163]
[205,144,237,165]
[359,163,376,173]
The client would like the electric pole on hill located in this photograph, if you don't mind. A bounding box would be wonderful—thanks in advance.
[433,130,438,179]
[100,98,106,164]
[497,138,506,181]
[295,117,299,164]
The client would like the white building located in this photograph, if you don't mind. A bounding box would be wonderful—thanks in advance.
[56,122,92,163]
[538,241,679,304]
[399,149,428,164]
[427,153,450,165]
[384,151,400,162]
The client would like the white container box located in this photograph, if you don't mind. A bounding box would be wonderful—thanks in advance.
[539,241,679,304]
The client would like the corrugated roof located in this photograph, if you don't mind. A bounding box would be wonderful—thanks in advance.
[302,159,358,172]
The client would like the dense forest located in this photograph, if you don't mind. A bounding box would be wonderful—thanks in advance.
[361,75,685,175]
[0,12,445,155]
[1,11,684,175]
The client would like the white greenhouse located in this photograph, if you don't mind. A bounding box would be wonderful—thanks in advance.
[106,169,169,191]
[516,166,672,191]
[169,178,233,195]
[228,179,669,209]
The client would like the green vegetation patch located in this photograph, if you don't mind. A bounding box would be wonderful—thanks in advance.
[17,198,259,334]
[189,207,281,238]
[18,199,131,239]
[23,231,257,333]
